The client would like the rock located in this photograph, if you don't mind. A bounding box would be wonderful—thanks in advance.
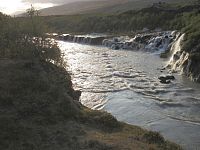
[166,75,175,80]
[111,44,120,50]
[158,74,175,84]
[90,37,105,45]
[102,39,113,47]
[113,37,119,42]
[159,74,175,80]
[159,78,171,84]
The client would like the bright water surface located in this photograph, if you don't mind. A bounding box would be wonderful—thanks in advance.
[58,41,200,150]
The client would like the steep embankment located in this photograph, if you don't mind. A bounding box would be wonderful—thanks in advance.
[168,33,200,82]
[0,58,181,150]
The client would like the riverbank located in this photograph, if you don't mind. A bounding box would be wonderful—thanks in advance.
[0,58,181,150]
[58,41,200,149]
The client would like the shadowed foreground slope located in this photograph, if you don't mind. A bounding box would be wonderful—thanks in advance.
[0,58,182,150]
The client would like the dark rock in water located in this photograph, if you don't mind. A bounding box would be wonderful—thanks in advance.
[158,74,175,84]
[113,37,119,42]
[159,79,171,84]
[161,67,166,71]
[78,36,84,43]
[63,34,69,40]
[166,75,175,80]
[111,44,120,50]
[61,34,75,42]
[159,74,175,80]
[156,39,162,47]
[90,37,105,45]
[63,34,74,41]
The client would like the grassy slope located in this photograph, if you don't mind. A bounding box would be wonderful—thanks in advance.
[40,3,199,34]
[0,58,181,150]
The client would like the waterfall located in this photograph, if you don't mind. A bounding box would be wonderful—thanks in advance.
[168,34,189,73]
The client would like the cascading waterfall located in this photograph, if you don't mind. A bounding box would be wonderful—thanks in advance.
[57,31,198,81]
[168,34,190,74]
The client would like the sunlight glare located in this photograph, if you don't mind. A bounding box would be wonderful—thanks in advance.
[0,0,54,15]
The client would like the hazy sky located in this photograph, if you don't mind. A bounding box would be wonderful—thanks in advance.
[0,0,96,15]
[0,0,56,15]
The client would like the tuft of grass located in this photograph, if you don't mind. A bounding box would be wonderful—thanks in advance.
[81,109,121,131]
[143,131,165,144]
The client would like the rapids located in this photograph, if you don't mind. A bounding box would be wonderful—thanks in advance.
[57,35,200,149]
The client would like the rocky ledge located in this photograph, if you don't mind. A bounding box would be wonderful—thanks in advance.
[52,31,200,83]
[167,34,200,83]
[58,33,109,45]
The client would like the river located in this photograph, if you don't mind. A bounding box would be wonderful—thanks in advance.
[58,41,200,150]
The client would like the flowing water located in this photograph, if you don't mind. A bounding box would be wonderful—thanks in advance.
[58,41,200,150]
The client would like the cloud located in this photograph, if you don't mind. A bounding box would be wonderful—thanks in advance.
[0,0,27,14]
[0,0,99,14]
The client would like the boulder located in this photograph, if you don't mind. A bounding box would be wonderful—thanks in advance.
[158,74,175,84]
[159,74,175,80]
[90,37,106,45]
[102,39,114,47]
[111,44,120,50]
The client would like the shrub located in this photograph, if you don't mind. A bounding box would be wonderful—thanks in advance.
[143,131,165,144]
[0,8,62,65]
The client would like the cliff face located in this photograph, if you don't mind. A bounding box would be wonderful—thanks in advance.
[168,34,200,82]
[0,58,181,150]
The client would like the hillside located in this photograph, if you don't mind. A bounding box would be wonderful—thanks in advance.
[39,0,128,16]
[38,0,196,16]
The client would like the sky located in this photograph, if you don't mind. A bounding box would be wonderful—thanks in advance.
[0,0,56,15]
[0,0,96,15]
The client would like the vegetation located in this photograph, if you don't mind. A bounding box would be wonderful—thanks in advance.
[0,10,62,65]
[41,2,200,52]
[0,5,183,150]
[40,2,199,33]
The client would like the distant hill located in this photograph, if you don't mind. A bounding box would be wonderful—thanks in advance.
[39,0,129,16]
[37,0,196,16]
